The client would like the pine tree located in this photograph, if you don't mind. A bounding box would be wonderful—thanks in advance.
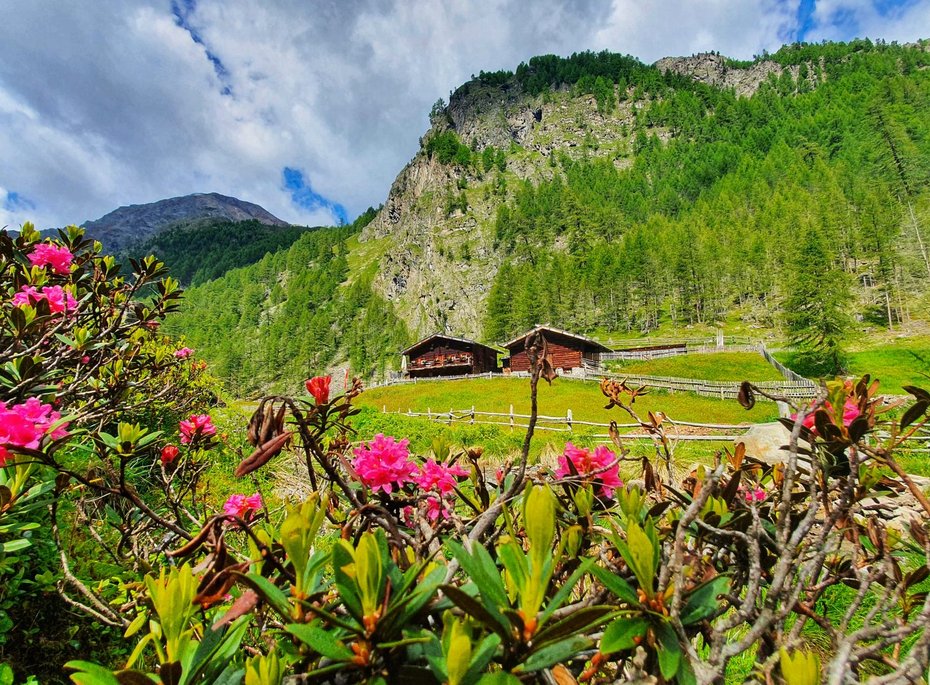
[784,228,852,376]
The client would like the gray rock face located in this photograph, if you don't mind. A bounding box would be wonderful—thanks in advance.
[81,192,289,252]
[653,52,807,97]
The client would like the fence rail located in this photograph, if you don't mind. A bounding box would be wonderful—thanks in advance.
[383,407,930,448]
[382,406,750,441]
[759,345,811,384]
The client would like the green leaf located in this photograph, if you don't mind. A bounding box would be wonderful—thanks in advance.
[590,565,640,605]
[0,664,13,685]
[539,559,594,625]
[533,606,615,650]
[285,623,354,661]
[622,523,657,595]
[513,635,591,673]
[1,539,31,553]
[476,675,521,685]
[680,576,730,626]
[65,661,123,685]
[654,621,681,680]
[599,616,649,655]
[234,573,291,620]
[463,633,502,685]
[447,541,508,610]
[440,585,510,640]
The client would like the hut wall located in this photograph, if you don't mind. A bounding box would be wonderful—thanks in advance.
[508,340,583,372]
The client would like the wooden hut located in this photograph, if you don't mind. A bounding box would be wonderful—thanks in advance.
[402,334,499,378]
[503,325,611,373]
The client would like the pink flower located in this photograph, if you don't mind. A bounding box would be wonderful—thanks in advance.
[305,376,332,405]
[28,243,73,274]
[0,398,69,465]
[174,347,194,359]
[555,443,624,498]
[223,493,263,519]
[42,286,77,314]
[12,285,42,307]
[11,397,68,440]
[793,399,861,435]
[743,486,766,503]
[161,444,180,465]
[352,434,417,494]
[413,459,470,495]
[426,496,450,522]
[179,414,216,444]
[12,285,77,314]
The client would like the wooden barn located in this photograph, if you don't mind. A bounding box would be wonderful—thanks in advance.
[503,325,611,374]
[402,334,499,378]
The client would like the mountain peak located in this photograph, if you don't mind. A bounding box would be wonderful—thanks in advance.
[82,192,289,252]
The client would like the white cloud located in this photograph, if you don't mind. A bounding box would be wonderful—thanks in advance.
[806,0,930,42]
[0,0,923,232]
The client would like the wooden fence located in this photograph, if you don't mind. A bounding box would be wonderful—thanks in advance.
[382,407,930,450]
[759,345,812,384]
[382,405,750,441]
[579,362,817,401]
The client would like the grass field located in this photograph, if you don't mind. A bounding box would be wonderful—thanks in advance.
[358,376,778,425]
[774,336,930,394]
[605,351,784,382]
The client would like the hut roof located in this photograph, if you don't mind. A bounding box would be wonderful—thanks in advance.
[401,333,500,357]
[501,324,612,352]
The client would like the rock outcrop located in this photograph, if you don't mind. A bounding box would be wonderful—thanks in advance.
[653,52,803,97]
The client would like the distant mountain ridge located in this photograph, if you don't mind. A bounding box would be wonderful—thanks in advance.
[81,192,289,252]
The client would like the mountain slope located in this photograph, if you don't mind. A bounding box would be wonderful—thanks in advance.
[363,41,930,342]
[82,192,289,252]
[169,40,930,391]
[136,219,316,286]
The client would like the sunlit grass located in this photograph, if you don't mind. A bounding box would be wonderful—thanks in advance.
[606,351,784,382]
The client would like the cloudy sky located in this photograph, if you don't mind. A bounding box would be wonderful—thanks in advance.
[0,0,927,229]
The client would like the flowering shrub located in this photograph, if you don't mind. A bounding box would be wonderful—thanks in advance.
[0,224,221,675]
[5,230,930,683]
[64,335,930,684]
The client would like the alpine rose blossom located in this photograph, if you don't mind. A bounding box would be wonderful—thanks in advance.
[0,398,69,466]
[12,285,77,314]
[305,375,331,405]
[352,434,417,493]
[161,444,180,465]
[426,496,450,522]
[744,487,766,503]
[179,414,216,444]
[792,399,860,435]
[28,243,73,274]
[413,459,469,495]
[223,493,263,519]
[174,347,194,359]
[555,443,624,498]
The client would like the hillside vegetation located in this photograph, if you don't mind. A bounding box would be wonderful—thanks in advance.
[164,209,409,393]
[135,219,316,285]
[170,40,930,391]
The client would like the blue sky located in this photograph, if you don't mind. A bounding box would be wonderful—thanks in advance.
[0,0,927,230]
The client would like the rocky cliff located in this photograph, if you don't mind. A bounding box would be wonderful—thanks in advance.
[82,192,289,252]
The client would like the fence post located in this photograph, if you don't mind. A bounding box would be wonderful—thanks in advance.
[567,409,573,432]
[510,404,514,431]
[448,409,453,426]
[382,405,386,414]
[471,406,475,424]
[427,407,431,421]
